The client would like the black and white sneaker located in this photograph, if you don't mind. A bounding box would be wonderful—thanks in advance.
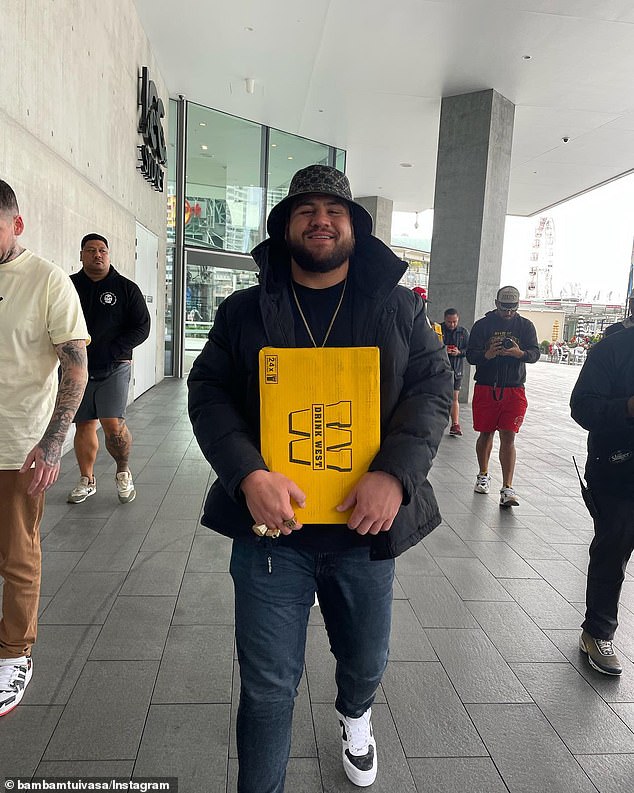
[0,656,33,716]
[336,707,377,787]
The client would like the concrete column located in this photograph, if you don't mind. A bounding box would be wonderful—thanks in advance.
[355,195,394,245]
[428,89,515,400]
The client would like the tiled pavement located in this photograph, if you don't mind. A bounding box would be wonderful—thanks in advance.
[2,361,634,792]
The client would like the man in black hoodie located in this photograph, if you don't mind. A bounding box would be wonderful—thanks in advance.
[67,234,150,505]
[466,286,539,507]
[188,165,452,792]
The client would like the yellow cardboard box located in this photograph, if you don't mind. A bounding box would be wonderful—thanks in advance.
[259,347,381,523]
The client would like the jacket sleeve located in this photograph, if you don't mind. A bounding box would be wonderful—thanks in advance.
[520,319,540,364]
[458,327,469,357]
[188,298,267,502]
[369,302,453,505]
[466,318,489,366]
[570,344,633,432]
[110,283,151,359]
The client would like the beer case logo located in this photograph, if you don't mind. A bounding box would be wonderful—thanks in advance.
[289,401,353,472]
[264,354,278,384]
[258,346,380,523]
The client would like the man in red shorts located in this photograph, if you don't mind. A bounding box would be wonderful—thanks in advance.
[466,286,540,506]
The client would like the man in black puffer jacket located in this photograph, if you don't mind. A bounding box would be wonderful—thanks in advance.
[188,165,452,792]
[571,326,634,677]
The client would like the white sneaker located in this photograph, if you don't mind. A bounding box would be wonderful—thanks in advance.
[67,476,97,503]
[500,486,519,507]
[115,471,136,503]
[474,473,491,494]
[336,707,377,787]
[0,656,33,716]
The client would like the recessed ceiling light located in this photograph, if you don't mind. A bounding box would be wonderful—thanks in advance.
[400,162,413,168]
[245,26,254,31]
[522,54,532,60]
[271,143,277,148]
[287,156,293,160]
[199,122,207,127]
[201,144,208,151]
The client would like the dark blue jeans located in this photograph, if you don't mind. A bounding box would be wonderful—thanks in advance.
[230,538,395,793]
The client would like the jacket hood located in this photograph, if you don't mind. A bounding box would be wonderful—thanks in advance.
[250,235,407,297]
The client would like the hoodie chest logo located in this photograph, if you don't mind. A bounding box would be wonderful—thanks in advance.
[100,291,117,306]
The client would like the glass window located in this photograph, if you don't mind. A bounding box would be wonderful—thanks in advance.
[166,99,178,246]
[266,130,332,221]
[184,264,259,373]
[164,246,175,375]
[164,99,178,376]
[185,104,264,253]
[336,148,346,173]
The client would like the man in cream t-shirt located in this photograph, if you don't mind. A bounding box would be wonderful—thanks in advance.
[0,179,89,716]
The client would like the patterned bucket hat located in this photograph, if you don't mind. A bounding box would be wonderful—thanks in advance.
[266,164,373,240]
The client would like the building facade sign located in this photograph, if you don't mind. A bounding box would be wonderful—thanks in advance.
[137,66,166,191]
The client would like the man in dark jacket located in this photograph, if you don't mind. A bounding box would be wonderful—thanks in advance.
[188,165,452,792]
[466,286,539,507]
[67,234,150,505]
[570,327,634,676]
[440,308,469,436]
[603,292,634,337]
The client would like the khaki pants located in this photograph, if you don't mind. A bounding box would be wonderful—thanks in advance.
[0,470,43,659]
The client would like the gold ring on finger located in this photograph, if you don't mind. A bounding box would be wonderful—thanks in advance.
[252,523,269,537]
[282,517,297,530]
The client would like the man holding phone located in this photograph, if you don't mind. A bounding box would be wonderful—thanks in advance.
[466,286,540,507]
[441,308,469,436]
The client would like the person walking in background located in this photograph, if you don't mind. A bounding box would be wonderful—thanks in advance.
[603,292,634,337]
[0,179,88,716]
[466,286,539,507]
[440,307,469,436]
[67,234,150,505]
[570,325,634,676]
[189,165,452,792]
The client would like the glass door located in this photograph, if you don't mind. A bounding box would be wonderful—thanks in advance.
[184,250,259,373]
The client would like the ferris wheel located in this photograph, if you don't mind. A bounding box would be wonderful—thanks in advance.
[526,216,555,299]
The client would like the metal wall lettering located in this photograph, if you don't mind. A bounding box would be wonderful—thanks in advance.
[137,66,167,191]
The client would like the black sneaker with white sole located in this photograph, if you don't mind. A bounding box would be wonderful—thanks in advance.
[336,707,377,787]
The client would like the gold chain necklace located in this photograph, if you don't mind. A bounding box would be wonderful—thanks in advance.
[290,278,347,348]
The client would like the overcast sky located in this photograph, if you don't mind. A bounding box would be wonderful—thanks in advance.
[392,172,634,305]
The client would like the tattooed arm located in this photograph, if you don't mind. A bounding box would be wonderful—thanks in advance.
[20,339,88,496]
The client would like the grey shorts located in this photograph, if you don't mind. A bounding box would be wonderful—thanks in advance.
[74,362,131,422]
